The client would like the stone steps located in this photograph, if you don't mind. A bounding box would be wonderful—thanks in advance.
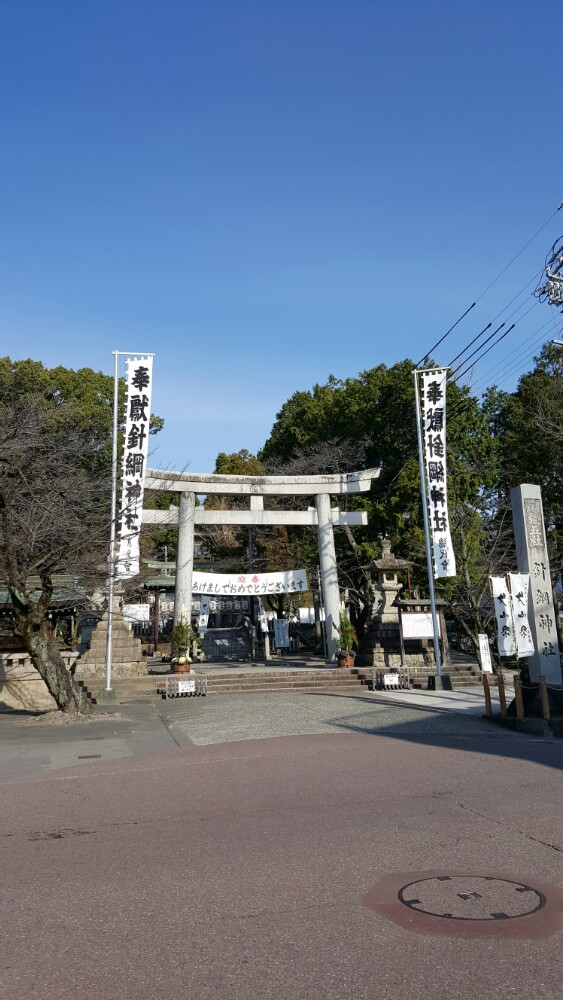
[79,669,374,702]
[77,663,482,703]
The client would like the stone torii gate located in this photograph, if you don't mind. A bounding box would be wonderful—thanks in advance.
[143,467,380,661]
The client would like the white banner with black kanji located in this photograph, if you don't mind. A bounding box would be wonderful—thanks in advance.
[508,573,534,658]
[116,356,154,578]
[419,369,456,578]
[491,576,516,657]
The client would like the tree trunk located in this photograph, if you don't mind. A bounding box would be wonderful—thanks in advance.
[23,620,92,714]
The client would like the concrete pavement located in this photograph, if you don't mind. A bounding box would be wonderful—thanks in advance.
[1,688,562,1000]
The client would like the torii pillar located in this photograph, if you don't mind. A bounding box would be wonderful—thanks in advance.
[315,493,340,660]
[173,491,196,631]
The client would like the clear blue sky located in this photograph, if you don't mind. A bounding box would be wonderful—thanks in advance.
[1,1,561,472]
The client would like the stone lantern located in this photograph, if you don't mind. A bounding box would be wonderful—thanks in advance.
[372,537,412,622]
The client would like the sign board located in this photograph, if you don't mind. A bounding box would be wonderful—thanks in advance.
[191,569,308,597]
[122,603,151,623]
[478,634,493,673]
[401,612,441,639]
[177,679,196,695]
[273,618,290,648]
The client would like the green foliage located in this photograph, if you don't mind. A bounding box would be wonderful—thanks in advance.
[215,449,264,476]
[337,615,358,652]
[172,620,200,659]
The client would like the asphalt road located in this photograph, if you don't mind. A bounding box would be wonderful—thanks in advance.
[2,692,563,999]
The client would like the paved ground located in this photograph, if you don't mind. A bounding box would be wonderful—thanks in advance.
[2,689,562,999]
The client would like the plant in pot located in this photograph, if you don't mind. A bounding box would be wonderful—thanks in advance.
[171,620,199,673]
[336,616,358,668]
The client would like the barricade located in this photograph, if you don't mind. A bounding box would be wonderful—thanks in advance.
[372,669,410,691]
[164,675,207,699]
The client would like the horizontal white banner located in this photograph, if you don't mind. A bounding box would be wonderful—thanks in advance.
[191,569,309,596]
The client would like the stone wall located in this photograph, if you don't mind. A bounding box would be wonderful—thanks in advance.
[0,652,78,712]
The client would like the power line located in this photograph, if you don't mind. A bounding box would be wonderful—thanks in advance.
[416,302,475,367]
[473,205,561,304]
[470,320,555,394]
[454,311,552,390]
[451,322,506,377]
[453,300,538,382]
[455,324,516,382]
[447,270,542,368]
[470,327,552,394]
[418,204,562,363]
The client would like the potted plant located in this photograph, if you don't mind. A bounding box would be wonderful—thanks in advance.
[171,620,200,673]
[336,615,358,668]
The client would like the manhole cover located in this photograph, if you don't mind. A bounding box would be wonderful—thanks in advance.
[398,876,545,921]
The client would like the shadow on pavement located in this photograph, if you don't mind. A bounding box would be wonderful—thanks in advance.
[318,694,563,772]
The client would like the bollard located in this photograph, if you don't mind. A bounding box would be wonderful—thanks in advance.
[513,675,525,720]
[539,676,550,720]
[497,672,507,717]
[483,673,492,717]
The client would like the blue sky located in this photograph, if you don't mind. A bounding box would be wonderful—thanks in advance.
[1,1,562,472]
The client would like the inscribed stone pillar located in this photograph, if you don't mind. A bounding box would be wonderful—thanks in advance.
[511,484,562,685]
[174,491,196,631]
[315,493,341,661]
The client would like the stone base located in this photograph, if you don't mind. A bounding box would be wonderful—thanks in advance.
[96,688,120,706]
[74,610,146,681]
[427,674,453,691]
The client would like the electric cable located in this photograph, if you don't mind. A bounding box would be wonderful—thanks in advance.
[471,326,554,394]
[416,204,562,363]
[447,269,543,368]
[451,322,507,377]
[452,300,538,383]
[416,302,475,367]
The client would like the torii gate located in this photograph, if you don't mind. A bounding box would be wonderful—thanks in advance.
[143,467,380,661]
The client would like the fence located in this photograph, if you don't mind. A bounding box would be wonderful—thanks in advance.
[482,672,555,721]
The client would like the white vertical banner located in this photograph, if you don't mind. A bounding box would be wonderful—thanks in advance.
[198,594,210,634]
[508,573,534,658]
[491,576,516,657]
[418,369,456,578]
[116,356,154,578]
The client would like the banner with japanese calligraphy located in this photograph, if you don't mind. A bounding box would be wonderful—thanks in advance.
[191,569,309,597]
[116,356,154,579]
[198,594,210,633]
[508,573,534,658]
[419,369,456,578]
[491,576,516,657]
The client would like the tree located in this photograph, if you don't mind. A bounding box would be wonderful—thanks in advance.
[483,342,563,578]
[261,359,496,645]
[0,358,163,713]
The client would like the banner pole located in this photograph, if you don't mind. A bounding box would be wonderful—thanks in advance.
[413,369,442,677]
[104,350,120,694]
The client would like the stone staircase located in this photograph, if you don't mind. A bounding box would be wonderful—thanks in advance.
[78,668,376,703]
[76,660,482,704]
[203,668,375,695]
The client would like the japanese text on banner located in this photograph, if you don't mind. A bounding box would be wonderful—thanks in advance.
[491,576,516,657]
[508,573,534,658]
[419,369,456,578]
[191,569,309,597]
[117,356,154,579]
